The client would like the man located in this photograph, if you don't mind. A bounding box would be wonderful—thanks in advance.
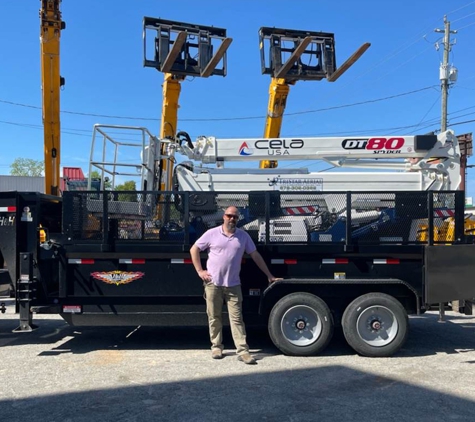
[190,206,279,364]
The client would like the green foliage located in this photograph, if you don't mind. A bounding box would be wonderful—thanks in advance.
[115,180,137,202]
[89,170,112,190]
[10,158,44,177]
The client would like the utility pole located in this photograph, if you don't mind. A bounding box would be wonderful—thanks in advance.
[435,16,457,132]
[435,17,458,319]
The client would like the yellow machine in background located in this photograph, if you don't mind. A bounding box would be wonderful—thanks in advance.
[258,27,370,169]
[418,214,475,242]
[40,0,65,196]
[143,18,232,192]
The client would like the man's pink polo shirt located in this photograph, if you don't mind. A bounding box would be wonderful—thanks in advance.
[193,225,257,287]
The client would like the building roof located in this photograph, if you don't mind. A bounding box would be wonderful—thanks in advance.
[0,175,45,193]
[63,167,85,180]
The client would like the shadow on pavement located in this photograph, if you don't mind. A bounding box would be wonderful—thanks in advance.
[1,364,474,421]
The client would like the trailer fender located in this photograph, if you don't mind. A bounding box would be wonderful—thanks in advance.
[259,278,421,315]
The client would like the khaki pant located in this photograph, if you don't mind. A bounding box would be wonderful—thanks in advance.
[204,283,249,355]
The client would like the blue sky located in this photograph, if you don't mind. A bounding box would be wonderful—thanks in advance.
[1,1,475,196]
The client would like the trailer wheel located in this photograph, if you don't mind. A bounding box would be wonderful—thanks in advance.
[342,293,408,357]
[268,293,334,356]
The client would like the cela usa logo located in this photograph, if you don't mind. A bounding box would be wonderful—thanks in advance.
[239,142,253,156]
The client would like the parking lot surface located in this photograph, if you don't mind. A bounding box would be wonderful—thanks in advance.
[1,297,475,422]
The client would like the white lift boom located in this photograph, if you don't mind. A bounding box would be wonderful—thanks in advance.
[172,130,460,192]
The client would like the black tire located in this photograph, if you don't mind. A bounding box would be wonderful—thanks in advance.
[342,293,408,357]
[268,292,334,356]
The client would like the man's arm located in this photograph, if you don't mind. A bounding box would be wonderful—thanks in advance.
[249,250,281,283]
[190,244,212,282]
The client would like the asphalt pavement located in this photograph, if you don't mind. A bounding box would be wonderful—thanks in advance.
[1,296,475,422]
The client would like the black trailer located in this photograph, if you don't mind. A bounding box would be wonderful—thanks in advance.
[1,189,475,357]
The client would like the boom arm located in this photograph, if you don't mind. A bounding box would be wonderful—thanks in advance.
[258,27,370,169]
[157,73,183,192]
[183,133,456,162]
[40,0,64,196]
[260,78,292,169]
[143,17,232,191]
[173,131,461,192]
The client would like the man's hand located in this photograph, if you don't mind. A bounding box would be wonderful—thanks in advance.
[268,276,283,284]
[197,269,213,283]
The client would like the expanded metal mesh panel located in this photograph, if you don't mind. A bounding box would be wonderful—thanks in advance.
[350,192,418,244]
[431,192,457,244]
[144,193,185,242]
[63,192,104,241]
[106,192,184,243]
[259,193,347,243]
[63,190,464,246]
[150,192,251,243]
[115,192,156,241]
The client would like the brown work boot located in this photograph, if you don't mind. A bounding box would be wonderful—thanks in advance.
[237,352,257,365]
[211,349,223,360]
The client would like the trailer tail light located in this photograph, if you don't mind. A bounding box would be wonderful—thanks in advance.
[68,259,95,264]
[119,259,146,264]
[62,305,82,314]
[373,259,400,265]
[0,206,16,212]
[271,259,297,264]
[322,258,349,264]
[170,259,193,264]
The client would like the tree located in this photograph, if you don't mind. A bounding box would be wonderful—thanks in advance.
[115,180,137,202]
[10,158,44,177]
[89,170,112,190]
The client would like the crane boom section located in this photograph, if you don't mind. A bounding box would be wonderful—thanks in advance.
[40,0,63,196]
[186,133,455,162]
[259,78,291,169]
[143,18,232,191]
[173,131,460,191]
[158,73,182,191]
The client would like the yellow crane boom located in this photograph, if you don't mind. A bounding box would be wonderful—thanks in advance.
[40,0,65,196]
[143,17,232,191]
[158,73,183,192]
[258,27,370,169]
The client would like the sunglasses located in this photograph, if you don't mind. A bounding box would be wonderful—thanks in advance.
[225,214,239,220]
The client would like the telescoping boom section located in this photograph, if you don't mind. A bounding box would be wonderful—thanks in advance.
[172,130,461,192]
[85,128,461,194]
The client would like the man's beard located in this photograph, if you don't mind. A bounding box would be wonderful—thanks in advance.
[226,221,236,231]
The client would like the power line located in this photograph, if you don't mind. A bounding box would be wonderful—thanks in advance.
[450,118,475,126]
[0,85,438,123]
[448,1,475,19]
[1,89,473,140]
[451,11,475,23]
[2,106,474,140]
[457,20,475,30]
[415,94,441,128]
[275,87,438,118]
